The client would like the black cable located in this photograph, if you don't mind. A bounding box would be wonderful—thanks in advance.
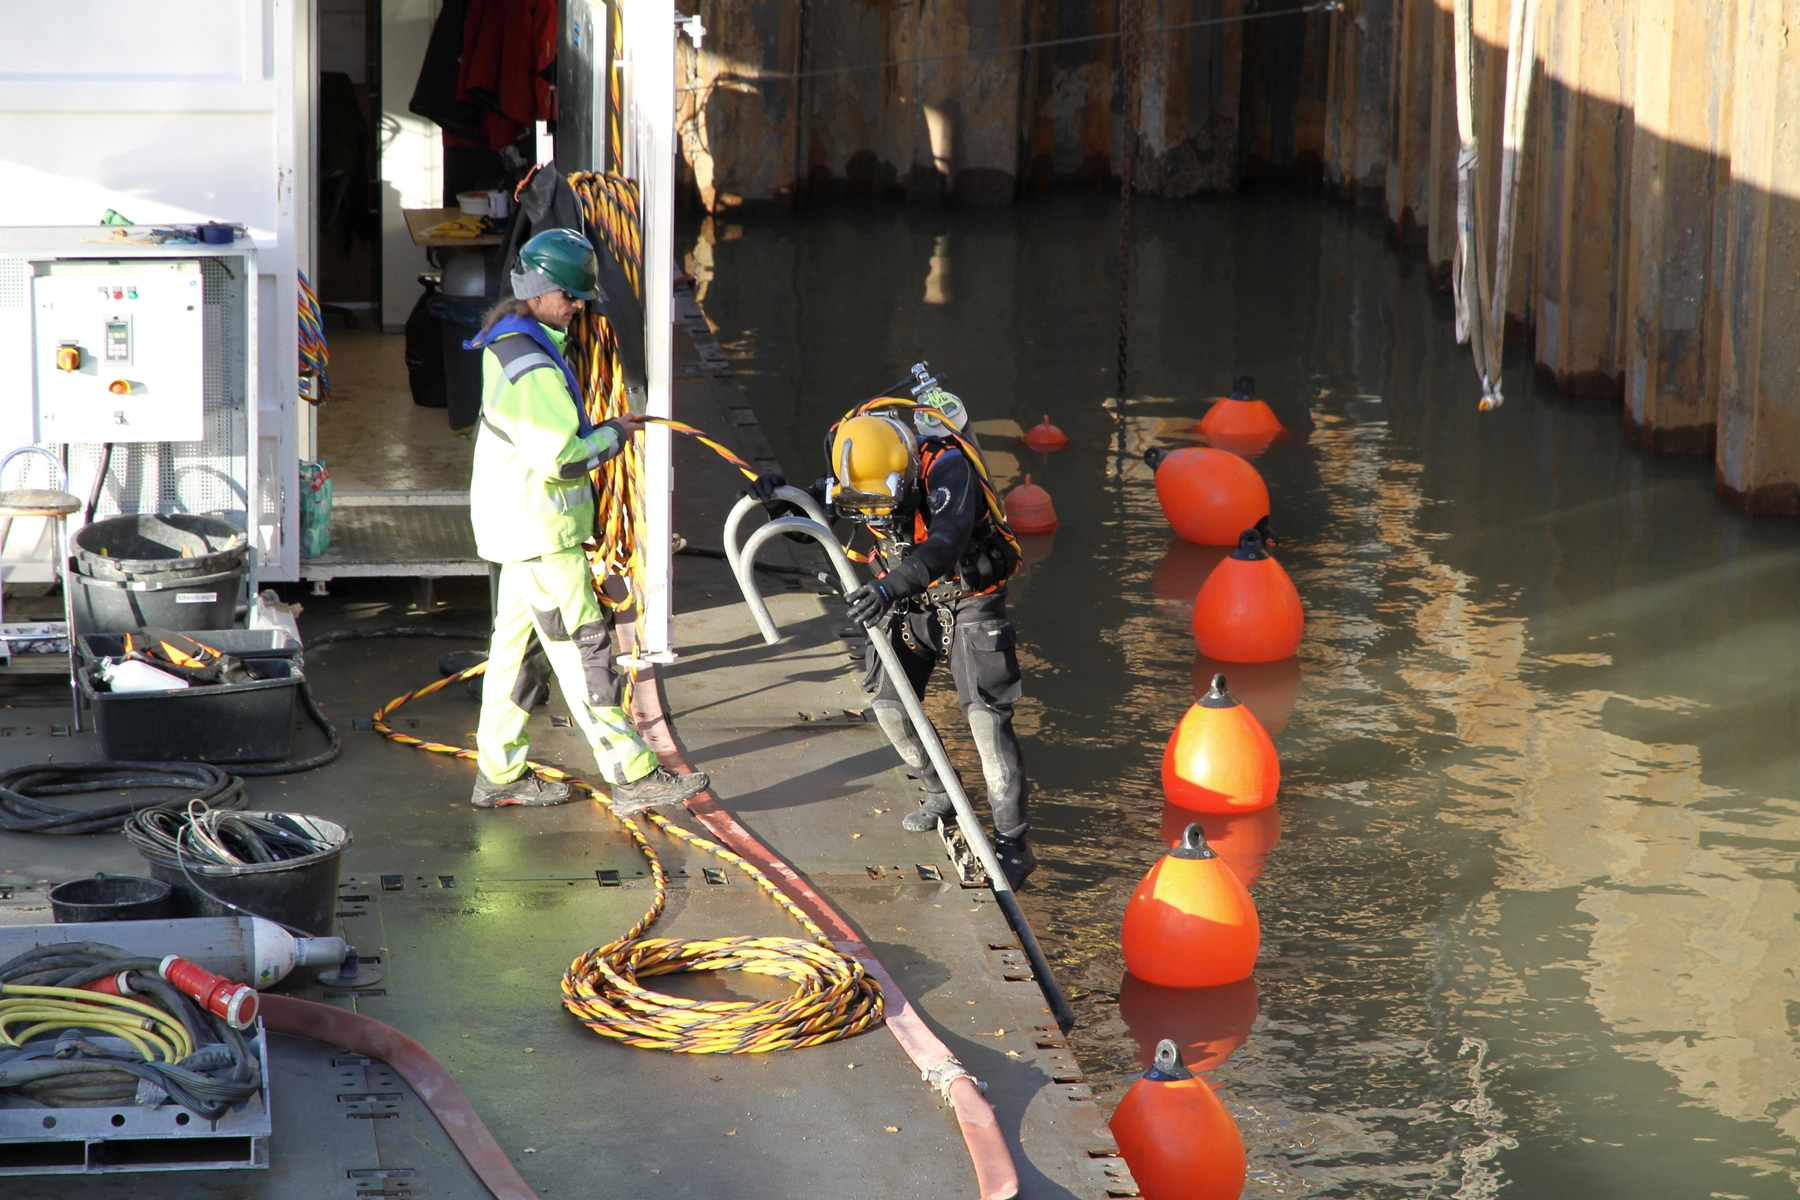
[308,627,490,647]
[0,762,244,835]
[84,442,113,524]
[231,678,341,776]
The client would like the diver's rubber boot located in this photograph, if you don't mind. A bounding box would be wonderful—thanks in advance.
[902,790,955,832]
[472,770,573,808]
[609,766,709,817]
[993,834,1037,889]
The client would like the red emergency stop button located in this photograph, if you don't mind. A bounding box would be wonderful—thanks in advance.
[108,379,130,395]
[55,346,81,372]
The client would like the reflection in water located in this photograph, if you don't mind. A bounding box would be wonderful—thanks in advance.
[1191,654,1304,735]
[1119,974,1261,1071]
[695,195,1800,1198]
[1160,805,1283,885]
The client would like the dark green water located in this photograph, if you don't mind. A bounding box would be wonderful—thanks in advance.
[689,193,1800,1199]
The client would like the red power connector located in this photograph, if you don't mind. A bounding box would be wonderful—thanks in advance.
[159,956,259,1029]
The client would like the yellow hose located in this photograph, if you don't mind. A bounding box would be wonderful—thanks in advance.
[372,668,884,1053]
[0,984,195,1061]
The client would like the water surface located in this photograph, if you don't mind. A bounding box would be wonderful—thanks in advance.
[689,193,1800,1199]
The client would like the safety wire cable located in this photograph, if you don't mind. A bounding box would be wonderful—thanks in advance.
[298,269,330,405]
[369,171,883,1053]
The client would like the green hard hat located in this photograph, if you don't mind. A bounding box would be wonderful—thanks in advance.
[516,228,601,301]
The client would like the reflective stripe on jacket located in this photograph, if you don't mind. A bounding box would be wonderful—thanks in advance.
[469,321,624,563]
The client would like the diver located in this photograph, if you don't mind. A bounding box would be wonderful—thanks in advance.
[750,366,1036,887]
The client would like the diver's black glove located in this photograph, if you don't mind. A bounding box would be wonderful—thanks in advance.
[846,580,895,627]
[743,472,785,503]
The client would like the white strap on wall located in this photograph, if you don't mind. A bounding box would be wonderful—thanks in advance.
[1452,0,1539,411]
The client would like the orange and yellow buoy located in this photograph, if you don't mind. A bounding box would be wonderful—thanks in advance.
[1005,475,1058,534]
[1191,525,1303,663]
[1121,824,1260,989]
[1161,674,1279,814]
[1145,446,1270,547]
[1109,1039,1248,1200]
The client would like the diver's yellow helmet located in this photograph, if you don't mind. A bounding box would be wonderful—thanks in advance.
[830,414,920,520]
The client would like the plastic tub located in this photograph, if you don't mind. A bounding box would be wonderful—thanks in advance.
[81,657,301,763]
[79,628,301,664]
[70,564,244,634]
[73,513,248,582]
[134,814,348,937]
[48,874,174,923]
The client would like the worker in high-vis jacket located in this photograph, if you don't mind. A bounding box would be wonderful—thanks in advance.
[464,227,708,813]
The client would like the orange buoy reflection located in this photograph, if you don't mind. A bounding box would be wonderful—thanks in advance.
[1117,973,1259,1073]
[1159,804,1282,886]
[1191,653,1301,734]
[1152,538,1230,606]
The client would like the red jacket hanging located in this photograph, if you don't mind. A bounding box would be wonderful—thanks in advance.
[457,0,557,152]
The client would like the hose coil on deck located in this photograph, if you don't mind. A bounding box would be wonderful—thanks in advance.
[373,667,885,1053]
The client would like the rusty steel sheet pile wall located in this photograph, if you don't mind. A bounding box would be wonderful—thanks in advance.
[680,0,1800,514]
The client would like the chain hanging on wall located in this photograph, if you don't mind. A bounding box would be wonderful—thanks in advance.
[1116,0,1144,400]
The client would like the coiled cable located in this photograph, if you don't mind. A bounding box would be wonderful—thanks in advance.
[0,761,245,835]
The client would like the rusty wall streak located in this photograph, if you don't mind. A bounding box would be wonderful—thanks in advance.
[1716,0,1800,515]
[679,0,803,213]
[1130,0,1244,196]
[1424,0,1457,282]
[1623,0,1734,457]
[1386,0,1435,243]
[1532,0,1633,397]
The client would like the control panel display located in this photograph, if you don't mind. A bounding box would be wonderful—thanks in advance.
[32,260,204,443]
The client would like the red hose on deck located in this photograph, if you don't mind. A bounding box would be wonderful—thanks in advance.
[633,665,1022,1200]
[258,993,538,1200]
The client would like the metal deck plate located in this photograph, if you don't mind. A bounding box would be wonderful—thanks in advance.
[300,505,483,579]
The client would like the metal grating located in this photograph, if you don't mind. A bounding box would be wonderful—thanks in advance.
[0,258,23,308]
[63,257,248,525]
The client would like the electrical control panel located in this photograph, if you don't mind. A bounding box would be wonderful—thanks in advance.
[32,259,205,443]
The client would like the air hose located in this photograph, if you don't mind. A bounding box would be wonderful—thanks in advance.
[372,664,883,1052]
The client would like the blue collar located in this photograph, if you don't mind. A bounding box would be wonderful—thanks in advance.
[465,314,595,436]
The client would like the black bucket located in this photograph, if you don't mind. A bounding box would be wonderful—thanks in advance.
[134,814,349,936]
[73,513,248,582]
[48,873,174,923]
[70,564,244,634]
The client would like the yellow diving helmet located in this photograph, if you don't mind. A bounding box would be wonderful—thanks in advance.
[830,413,920,521]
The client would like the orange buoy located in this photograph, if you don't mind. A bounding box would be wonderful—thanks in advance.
[1151,538,1230,606]
[1159,804,1282,886]
[1121,824,1260,989]
[1005,474,1058,534]
[1022,414,1069,452]
[1109,1039,1248,1200]
[1144,446,1269,546]
[1161,674,1279,814]
[1118,974,1259,1073]
[1198,374,1283,441]
[1191,653,1301,734]
[1191,526,1303,662]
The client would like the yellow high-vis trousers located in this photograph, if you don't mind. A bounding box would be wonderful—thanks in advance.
[476,548,657,786]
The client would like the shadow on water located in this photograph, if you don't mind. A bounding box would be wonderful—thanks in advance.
[688,192,1800,1199]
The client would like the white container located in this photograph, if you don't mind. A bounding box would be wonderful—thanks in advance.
[486,189,511,219]
[455,190,491,216]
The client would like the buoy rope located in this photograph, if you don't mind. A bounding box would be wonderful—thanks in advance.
[371,657,884,1053]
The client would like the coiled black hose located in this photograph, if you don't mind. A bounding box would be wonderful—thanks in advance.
[0,761,245,835]
[0,941,262,1116]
